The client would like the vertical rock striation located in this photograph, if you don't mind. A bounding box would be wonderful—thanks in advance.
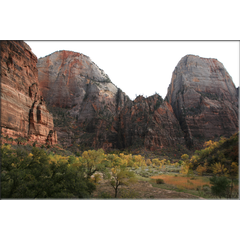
[36,51,238,151]
[109,94,185,150]
[166,55,238,147]
[37,51,130,148]
[0,41,57,144]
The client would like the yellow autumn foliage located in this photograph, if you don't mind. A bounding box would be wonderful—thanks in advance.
[146,159,152,166]
[180,162,189,175]
[211,162,228,176]
[196,165,207,176]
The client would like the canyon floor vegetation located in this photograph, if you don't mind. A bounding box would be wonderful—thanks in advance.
[1,133,238,199]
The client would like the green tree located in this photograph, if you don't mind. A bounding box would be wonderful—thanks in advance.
[227,162,239,198]
[80,149,106,179]
[210,176,231,199]
[109,166,136,198]
[106,154,137,198]
[1,145,96,198]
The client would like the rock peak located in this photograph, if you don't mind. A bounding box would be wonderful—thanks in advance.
[37,49,117,108]
[166,54,238,147]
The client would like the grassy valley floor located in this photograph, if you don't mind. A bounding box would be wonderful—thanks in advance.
[92,178,204,199]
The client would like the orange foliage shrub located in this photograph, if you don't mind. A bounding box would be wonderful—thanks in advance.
[151,175,211,190]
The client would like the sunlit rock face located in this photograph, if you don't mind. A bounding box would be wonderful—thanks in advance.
[166,54,238,147]
[37,50,130,148]
[37,50,129,118]
[0,41,57,144]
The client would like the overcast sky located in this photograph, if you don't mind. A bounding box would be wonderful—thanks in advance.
[26,41,239,100]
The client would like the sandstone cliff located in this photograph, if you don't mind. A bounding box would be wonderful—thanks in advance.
[36,51,238,152]
[166,54,238,147]
[0,41,57,144]
[37,51,130,148]
[109,94,185,150]
[37,51,185,151]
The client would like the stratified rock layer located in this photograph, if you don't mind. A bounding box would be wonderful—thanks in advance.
[166,55,238,147]
[0,41,57,144]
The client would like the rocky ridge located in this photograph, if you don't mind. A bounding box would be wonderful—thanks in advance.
[37,51,186,150]
[0,41,57,144]
[37,51,238,151]
[1,42,238,151]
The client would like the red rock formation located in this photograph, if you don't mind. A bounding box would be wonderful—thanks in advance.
[37,51,129,148]
[36,51,238,151]
[0,41,57,144]
[108,94,185,150]
[166,55,238,147]
[37,51,185,151]
[37,50,129,113]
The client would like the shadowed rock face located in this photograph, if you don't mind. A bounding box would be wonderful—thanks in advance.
[109,94,185,150]
[0,41,57,144]
[166,55,238,147]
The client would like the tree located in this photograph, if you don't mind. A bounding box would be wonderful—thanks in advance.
[80,149,105,179]
[211,162,228,176]
[180,162,189,175]
[146,159,152,166]
[1,145,96,198]
[227,162,239,198]
[210,176,231,199]
[196,160,208,176]
[109,165,136,198]
[181,154,189,161]
[106,154,137,198]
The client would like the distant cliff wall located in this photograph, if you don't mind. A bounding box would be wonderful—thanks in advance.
[166,55,238,147]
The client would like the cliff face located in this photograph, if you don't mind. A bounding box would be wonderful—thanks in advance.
[109,94,185,150]
[37,51,130,148]
[37,51,185,150]
[0,41,57,144]
[36,51,238,151]
[166,55,238,147]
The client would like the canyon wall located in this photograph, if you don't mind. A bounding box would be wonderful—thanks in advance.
[108,94,185,150]
[37,51,238,151]
[166,55,238,147]
[0,41,57,144]
[37,51,185,150]
[37,51,129,148]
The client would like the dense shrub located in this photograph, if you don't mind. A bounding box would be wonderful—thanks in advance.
[156,179,164,184]
[1,145,95,198]
[210,176,231,199]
